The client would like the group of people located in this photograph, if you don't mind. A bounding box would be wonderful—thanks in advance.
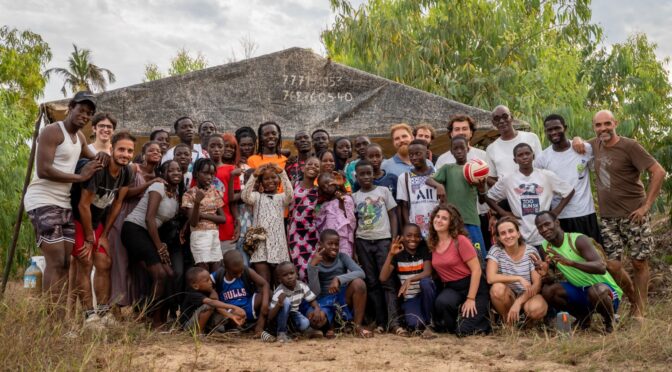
[24,91,666,342]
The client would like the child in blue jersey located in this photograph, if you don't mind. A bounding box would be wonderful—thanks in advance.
[179,266,245,334]
[212,250,270,337]
[268,262,325,342]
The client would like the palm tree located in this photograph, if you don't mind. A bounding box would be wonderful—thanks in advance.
[45,44,116,96]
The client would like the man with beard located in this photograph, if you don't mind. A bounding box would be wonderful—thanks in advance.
[382,123,433,179]
[161,116,202,166]
[286,130,313,184]
[435,114,494,250]
[70,131,135,327]
[486,105,542,181]
[24,91,103,307]
[573,110,666,317]
[311,129,330,156]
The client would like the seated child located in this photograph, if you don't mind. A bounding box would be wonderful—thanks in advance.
[380,224,436,338]
[306,229,372,338]
[268,262,325,342]
[179,266,245,333]
[212,250,270,337]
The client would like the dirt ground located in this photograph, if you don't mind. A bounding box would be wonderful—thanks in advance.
[133,332,572,371]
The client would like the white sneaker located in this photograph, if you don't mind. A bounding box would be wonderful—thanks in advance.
[84,313,104,331]
[100,312,119,327]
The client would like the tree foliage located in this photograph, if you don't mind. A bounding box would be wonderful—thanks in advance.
[44,44,115,96]
[143,48,208,82]
[323,0,671,214]
[0,26,51,272]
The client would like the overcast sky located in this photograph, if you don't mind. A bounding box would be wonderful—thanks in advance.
[1,0,670,103]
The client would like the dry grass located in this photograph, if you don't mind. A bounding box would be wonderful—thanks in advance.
[0,283,154,371]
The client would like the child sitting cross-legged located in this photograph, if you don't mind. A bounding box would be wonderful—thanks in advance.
[306,229,373,338]
[179,266,246,334]
[212,250,271,339]
[379,224,437,338]
[268,262,325,342]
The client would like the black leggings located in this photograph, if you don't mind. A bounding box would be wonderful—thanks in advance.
[434,275,491,336]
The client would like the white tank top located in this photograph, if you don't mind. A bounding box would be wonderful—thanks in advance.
[24,121,82,211]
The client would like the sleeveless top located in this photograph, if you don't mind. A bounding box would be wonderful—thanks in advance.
[542,233,623,298]
[25,122,82,211]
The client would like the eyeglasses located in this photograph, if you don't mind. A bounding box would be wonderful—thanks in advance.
[96,124,114,130]
[492,113,510,122]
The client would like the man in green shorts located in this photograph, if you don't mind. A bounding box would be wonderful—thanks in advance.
[533,211,622,333]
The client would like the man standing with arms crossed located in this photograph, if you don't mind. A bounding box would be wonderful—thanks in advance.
[24,91,103,306]
[574,110,666,317]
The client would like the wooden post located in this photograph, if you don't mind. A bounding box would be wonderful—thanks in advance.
[1,108,44,296]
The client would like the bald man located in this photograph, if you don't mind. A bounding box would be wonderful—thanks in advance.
[573,110,666,317]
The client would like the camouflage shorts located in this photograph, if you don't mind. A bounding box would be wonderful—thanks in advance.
[600,216,654,261]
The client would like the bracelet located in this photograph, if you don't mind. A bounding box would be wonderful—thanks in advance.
[466,296,476,301]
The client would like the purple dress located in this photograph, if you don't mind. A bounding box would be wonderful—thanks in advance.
[288,184,319,281]
[316,195,356,257]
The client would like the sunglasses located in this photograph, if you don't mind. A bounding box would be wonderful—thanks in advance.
[492,113,510,122]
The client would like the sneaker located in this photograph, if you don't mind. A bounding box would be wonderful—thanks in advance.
[277,332,291,343]
[421,328,438,339]
[84,313,104,331]
[100,312,119,327]
[304,328,324,339]
[260,330,276,342]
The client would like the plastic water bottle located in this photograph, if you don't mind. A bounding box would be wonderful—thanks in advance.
[23,258,43,294]
[555,311,574,334]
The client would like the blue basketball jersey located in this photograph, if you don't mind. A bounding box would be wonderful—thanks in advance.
[213,274,252,308]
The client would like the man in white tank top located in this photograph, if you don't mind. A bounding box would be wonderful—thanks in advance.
[25,91,103,306]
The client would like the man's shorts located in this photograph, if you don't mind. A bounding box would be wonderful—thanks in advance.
[302,286,352,325]
[600,216,654,261]
[72,220,106,257]
[227,293,257,323]
[560,281,620,313]
[182,304,227,332]
[559,213,603,245]
[27,205,75,247]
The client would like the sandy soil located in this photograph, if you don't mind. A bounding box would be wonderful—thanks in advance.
[133,332,572,371]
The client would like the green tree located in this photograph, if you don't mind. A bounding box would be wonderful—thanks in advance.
[0,26,51,272]
[44,44,115,96]
[323,0,671,215]
[143,48,208,82]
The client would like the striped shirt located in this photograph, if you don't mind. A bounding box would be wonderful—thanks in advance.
[270,282,316,311]
[486,244,540,295]
[392,245,431,299]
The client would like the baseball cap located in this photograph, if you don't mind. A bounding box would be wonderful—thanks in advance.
[71,91,97,111]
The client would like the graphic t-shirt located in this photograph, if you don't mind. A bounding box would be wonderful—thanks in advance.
[392,245,431,299]
[432,164,480,226]
[535,144,595,219]
[71,160,133,227]
[396,168,438,238]
[353,186,397,240]
[487,169,573,245]
[589,137,656,218]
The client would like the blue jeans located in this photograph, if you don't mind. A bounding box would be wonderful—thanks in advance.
[276,298,310,333]
[465,224,486,264]
[400,277,436,329]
